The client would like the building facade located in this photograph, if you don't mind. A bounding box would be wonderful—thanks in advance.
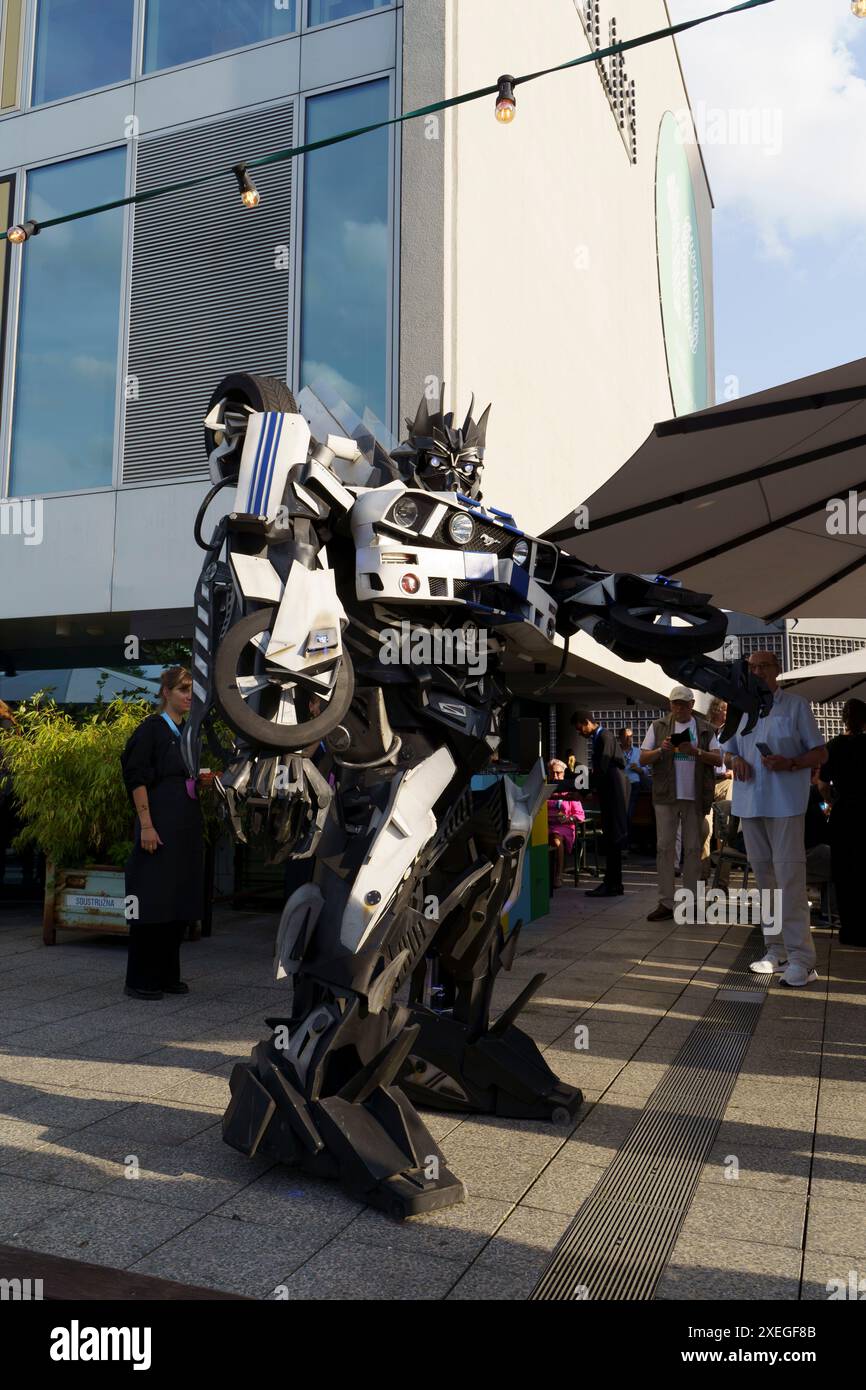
[0,0,714,690]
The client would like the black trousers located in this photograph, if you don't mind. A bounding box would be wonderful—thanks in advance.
[832,842,863,945]
[603,834,624,891]
[126,919,186,992]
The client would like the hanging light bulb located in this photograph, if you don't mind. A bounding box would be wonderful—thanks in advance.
[853,0,866,16]
[495,75,517,124]
[232,163,260,209]
[6,219,40,244]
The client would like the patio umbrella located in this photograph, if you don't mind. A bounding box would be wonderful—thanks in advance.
[778,648,866,704]
[545,357,866,621]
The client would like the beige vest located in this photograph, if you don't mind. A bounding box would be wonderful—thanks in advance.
[650,713,716,813]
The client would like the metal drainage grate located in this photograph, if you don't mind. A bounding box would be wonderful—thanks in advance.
[530,930,770,1301]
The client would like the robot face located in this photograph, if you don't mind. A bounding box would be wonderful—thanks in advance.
[419,447,483,496]
[391,389,491,500]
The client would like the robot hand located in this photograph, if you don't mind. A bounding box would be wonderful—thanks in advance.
[661,655,773,739]
[217,750,333,861]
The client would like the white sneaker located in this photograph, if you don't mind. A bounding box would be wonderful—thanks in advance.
[779,964,818,988]
[749,952,787,974]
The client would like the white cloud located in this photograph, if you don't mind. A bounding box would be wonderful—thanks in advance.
[668,0,866,254]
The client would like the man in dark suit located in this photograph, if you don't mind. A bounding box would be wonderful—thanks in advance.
[571,710,629,897]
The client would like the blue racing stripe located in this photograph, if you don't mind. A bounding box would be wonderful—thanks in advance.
[250,413,278,516]
[258,412,284,519]
[245,414,271,513]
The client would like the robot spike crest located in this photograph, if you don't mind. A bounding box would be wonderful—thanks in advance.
[185,372,772,1219]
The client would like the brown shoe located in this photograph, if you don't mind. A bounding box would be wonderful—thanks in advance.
[646,904,674,921]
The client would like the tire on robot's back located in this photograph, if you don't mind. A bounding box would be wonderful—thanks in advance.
[214,605,355,752]
[604,602,728,660]
[204,372,299,465]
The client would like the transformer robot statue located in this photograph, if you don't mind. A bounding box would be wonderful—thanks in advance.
[183,372,771,1218]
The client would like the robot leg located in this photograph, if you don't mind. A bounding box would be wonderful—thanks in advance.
[221,748,465,1218]
[402,765,583,1123]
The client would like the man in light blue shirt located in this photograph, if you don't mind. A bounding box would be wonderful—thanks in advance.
[723,651,827,987]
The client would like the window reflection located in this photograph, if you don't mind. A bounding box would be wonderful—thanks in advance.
[143,0,297,74]
[300,80,390,427]
[307,0,390,26]
[10,150,126,497]
[32,0,134,105]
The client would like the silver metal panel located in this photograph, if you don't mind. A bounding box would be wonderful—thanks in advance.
[122,101,295,486]
[0,84,135,171]
[0,491,116,619]
[132,37,301,138]
[112,480,208,612]
[299,8,397,91]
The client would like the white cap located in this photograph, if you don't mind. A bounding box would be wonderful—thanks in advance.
[670,685,695,703]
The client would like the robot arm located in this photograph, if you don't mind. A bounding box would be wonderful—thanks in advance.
[182,375,358,858]
[550,554,772,735]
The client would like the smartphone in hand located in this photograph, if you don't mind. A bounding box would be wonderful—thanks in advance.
[756,742,773,757]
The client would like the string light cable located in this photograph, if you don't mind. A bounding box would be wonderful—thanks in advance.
[2,0,776,245]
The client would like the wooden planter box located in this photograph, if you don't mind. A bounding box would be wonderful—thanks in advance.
[43,863,129,945]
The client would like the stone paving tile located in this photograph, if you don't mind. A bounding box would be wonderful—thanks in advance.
[128,1211,327,1297]
[0,1173,84,1241]
[715,1110,815,1154]
[805,1196,866,1259]
[72,1099,222,1145]
[439,1127,566,1203]
[215,1166,363,1238]
[521,1153,604,1214]
[800,1252,866,1301]
[656,1234,802,1300]
[2,1089,144,1130]
[468,1204,572,1279]
[679,1183,806,1250]
[7,1191,198,1267]
[446,1263,540,1300]
[343,1193,513,1264]
[0,1131,132,1192]
[270,1235,467,1301]
[699,1140,812,1196]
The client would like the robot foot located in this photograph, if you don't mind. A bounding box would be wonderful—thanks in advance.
[401,1006,583,1123]
[222,1037,465,1220]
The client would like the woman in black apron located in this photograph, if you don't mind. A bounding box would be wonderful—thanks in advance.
[121,667,204,999]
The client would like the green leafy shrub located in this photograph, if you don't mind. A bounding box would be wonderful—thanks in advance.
[0,695,234,868]
[0,695,152,867]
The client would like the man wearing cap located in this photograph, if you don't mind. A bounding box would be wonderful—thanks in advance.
[640,687,722,922]
[722,650,827,988]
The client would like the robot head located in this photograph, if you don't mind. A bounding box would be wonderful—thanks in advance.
[391,387,491,498]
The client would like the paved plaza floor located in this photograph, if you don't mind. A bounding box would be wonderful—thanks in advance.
[0,862,863,1300]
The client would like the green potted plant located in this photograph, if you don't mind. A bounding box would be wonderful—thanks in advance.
[0,693,153,943]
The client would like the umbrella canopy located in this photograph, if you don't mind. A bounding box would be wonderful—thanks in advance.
[545,357,866,621]
[778,648,866,704]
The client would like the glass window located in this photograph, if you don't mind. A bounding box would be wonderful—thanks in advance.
[143,0,297,74]
[0,176,13,425]
[32,0,134,106]
[300,80,391,426]
[10,148,126,496]
[307,0,390,27]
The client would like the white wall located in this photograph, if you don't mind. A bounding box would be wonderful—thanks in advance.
[433,0,713,539]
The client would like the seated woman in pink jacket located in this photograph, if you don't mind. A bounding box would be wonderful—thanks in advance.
[547,759,586,888]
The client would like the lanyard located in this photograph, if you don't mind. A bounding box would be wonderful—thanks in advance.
[160,712,182,739]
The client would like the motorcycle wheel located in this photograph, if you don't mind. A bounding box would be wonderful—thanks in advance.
[603,603,728,660]
[204,372,299,469]
[214,605,354,751]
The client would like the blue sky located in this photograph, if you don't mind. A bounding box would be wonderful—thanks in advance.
[669,0,866,399]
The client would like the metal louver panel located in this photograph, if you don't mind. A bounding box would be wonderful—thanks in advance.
[123,103,294,485]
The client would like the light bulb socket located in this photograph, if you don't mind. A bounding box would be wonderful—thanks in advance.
[7,219,40,244]
[495,75,517,122]
[232,162,260,208]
